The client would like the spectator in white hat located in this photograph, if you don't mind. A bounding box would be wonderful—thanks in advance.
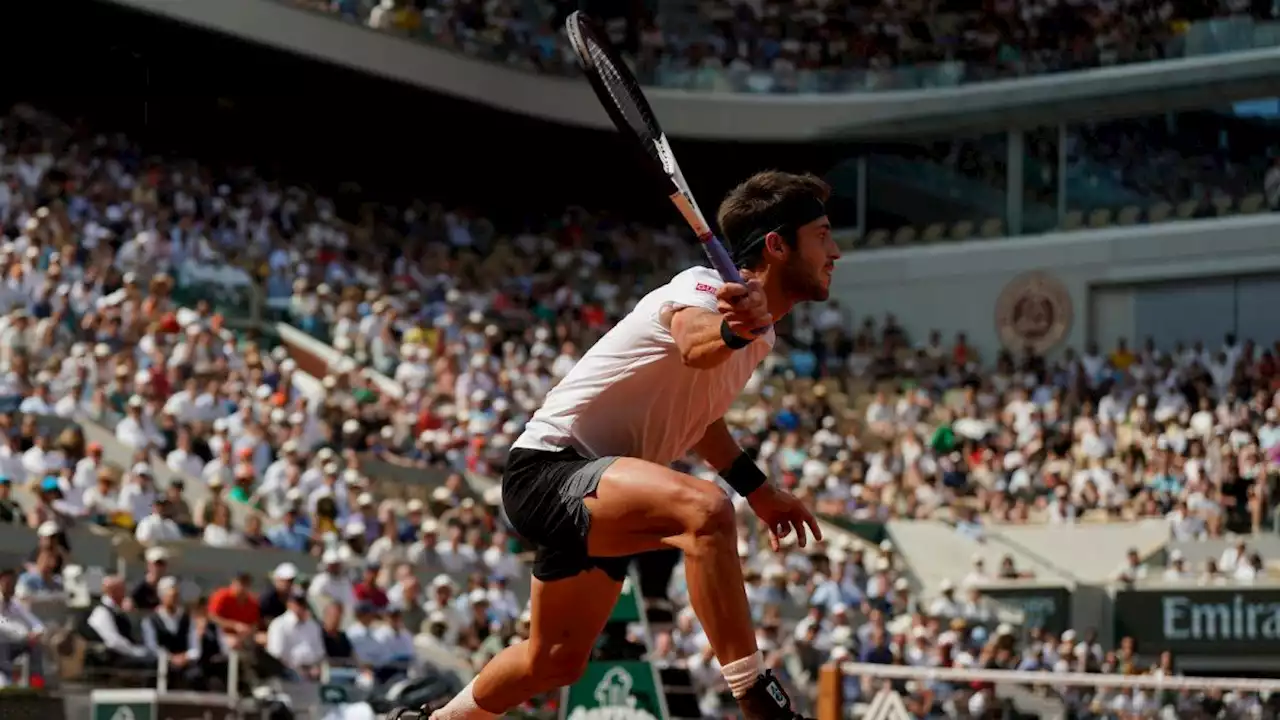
[422,575,464,644]
[128,546,173,612]
[118,463,158,525]
[115,395,159,450]
[1162,550,1191,581]
[406,518,442,566]
[308,549,356,621]
[929,580,960,617]
[260,563,300,625]
[265,588,326,680]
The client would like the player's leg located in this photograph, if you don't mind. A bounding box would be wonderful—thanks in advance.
[431,448,627,719]
[585,458,804,720]
[431,568,622,719]
[436,448,800,719]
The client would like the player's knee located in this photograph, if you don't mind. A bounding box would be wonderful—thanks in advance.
[527,640,592,688]
[682,484,736,546]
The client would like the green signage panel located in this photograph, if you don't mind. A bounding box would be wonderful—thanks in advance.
[562,661,667,720]
[609,575,643,624]
[93,702,154,720]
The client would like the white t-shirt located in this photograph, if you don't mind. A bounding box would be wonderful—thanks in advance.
[514,266,774,465]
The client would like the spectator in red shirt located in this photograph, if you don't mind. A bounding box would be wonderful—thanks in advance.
[208,573,262,645]
[352,562,388,610]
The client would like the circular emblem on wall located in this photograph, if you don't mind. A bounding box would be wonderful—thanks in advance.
[995,271,1073,354]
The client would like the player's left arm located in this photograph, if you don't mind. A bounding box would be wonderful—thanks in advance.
[690,417,743,473]
[691,418,821,550]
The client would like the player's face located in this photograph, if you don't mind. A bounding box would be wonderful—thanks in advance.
[781,216,840,302]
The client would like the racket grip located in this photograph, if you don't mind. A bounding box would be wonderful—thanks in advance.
[703,236,742,284]
[703,236,769,336]
[386,708,430,720]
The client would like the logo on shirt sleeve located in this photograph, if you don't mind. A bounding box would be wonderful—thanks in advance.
[694,283,717,295]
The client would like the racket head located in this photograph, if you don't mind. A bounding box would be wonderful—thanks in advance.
[565,11,741,284]
[565,12,676,192]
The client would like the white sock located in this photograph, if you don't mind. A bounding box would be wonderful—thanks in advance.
[430,679,498,720]
[722,651,765,699]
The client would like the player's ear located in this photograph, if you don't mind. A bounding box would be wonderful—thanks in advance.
[764,231,786,259]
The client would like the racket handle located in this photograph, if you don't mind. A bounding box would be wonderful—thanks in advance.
[703,236,742,284]
[386,708,430,720]
[703,236,770,336]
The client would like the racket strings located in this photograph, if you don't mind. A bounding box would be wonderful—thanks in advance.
[579,31,661,152]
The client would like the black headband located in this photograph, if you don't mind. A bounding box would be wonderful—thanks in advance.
[729,195,826,266]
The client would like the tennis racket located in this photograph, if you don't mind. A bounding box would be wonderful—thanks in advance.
[564,11,743,285]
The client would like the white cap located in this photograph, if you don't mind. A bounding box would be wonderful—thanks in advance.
[357,492,374,507]
[321,549,342,564]
[144,546,169,563]
[342,419,361,434]
[281,439,299,453]
[1061,629,1077,642]
[272,563,299,581]
[157,576,179,592]
[468,589,489,604]
[997,623,1015,637]
[940,579,955,591]
[37,521,60,537]
[1170,550,1185,562]
[880,539,893,551]
[406,499,425,513]
[431,575,454,589]
[345,521,366,537]
[420,519,440,534]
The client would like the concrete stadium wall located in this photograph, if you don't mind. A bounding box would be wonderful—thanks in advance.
[831,214,1280,361]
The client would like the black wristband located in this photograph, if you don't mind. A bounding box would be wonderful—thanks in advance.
[720,319,752,350]
[720,452,767,497]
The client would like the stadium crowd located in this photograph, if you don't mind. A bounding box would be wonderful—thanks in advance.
[2,97,1278,718]
[286,0,1277,93]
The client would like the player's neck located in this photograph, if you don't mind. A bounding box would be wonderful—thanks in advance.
[760,274,795,323]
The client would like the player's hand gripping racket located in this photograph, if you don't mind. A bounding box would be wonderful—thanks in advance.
[564,12,750,292]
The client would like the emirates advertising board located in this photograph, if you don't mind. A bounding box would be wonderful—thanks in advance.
[1114,588,1280,656]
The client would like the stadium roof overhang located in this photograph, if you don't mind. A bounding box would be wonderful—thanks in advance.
[106,0,1280,142]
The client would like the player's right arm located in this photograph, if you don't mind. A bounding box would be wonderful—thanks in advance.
[667,278,771,369]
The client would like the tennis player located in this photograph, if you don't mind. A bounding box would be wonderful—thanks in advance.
[431,171,840,720]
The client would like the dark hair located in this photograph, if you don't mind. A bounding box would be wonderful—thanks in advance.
[716,171,831,270]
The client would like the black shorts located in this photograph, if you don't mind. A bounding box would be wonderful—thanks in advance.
[502,446,631,583]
